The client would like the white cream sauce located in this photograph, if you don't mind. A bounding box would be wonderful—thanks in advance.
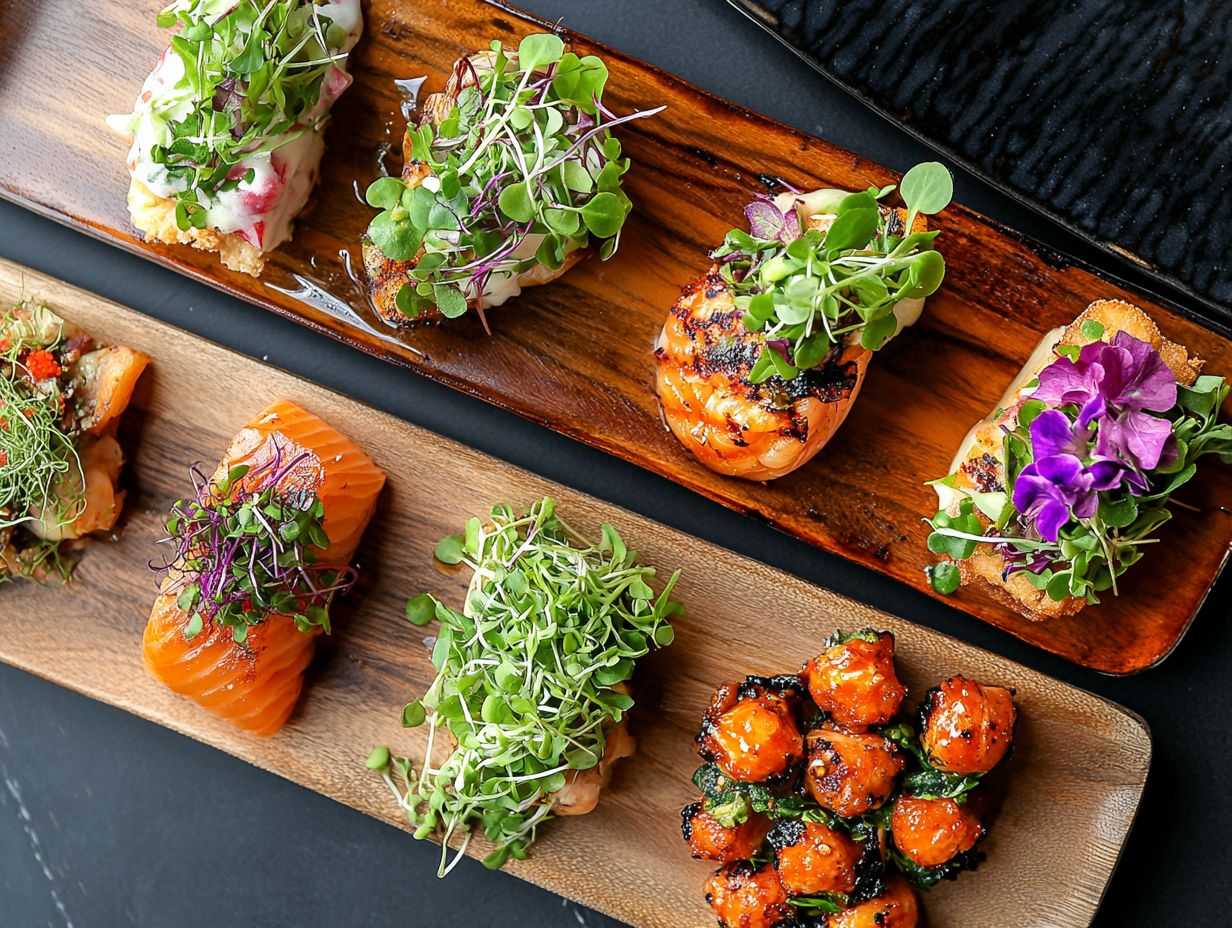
[108,0,363,254]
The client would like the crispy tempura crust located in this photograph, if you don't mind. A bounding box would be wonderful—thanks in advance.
[127,178,264,276]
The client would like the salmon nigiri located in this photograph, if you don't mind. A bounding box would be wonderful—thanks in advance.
[143,400,385,736]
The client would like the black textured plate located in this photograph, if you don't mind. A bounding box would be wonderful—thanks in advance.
[730,0,1232,326]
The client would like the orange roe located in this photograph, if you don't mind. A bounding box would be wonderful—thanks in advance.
[24,349,61,381]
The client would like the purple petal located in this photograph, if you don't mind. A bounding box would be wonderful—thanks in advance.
[1031,453,1086,487]
[1110,332,1178,412]
[1033,354,1099,408]
[1029,409,1089,458]
[1097,410,1175,471]
[1034,499,1071,543]
[1086,458,1126,491]
[1076,394,1106,428]
[745,200,785,241]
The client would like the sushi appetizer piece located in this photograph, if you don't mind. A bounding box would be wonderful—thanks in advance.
[1,299,149,582]
[682,629,1018,928]
[144,400,385,736]
[362,33,661,325]
[107,0,363,275]
[926,299,1232,619]
[369,497,681,873]
[655,163,953,481]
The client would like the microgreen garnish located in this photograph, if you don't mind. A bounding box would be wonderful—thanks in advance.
[1,302,85,547]
[370,497,681,873]
[108,0,359,232]
[364,33,662,320]
[927,332,1232,603]
[712,162,953,378]
[152,445,355,644]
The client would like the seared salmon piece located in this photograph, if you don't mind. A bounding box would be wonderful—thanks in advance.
[142,400,385,735]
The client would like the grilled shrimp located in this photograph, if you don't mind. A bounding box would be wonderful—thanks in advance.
[704,860,794,928]
[682,803,772,863]
[824,875,919,928]
[802,631,906,732]
[655,193,926,481]
[890,795,984,869]
[804,727,905,817]
[769,819,862,896]
[919,676,1016,775]
[655,269,869,480]
[698,676,806,783]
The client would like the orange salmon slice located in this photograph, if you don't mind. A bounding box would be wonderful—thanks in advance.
[142,400,386,736]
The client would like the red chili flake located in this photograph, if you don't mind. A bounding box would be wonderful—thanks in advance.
[0,451,7,467]
[0,338,9,351]
[24,349,61,381]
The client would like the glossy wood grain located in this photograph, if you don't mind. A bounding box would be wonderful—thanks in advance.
[0,0,1228,672]
[0,260,1149,928]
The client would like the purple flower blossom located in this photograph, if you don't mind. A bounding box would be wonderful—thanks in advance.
[1032,331,1179,480]
[1035,331,1177,424]
[1028,409,1092,459]
[1012,453,1122,542]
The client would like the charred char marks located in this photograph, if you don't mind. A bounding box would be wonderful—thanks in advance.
[680,801,701,842]
[962,452,1005,493]
[738,674,804,700]
[767,818,806,855]
[757,359,860,412]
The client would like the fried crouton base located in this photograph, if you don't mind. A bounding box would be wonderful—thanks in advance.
[952,299,1202,621]
[127,178,264,277]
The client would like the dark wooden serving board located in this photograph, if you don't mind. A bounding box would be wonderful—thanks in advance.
[0,0,1229,673]
[0,260,1150,928]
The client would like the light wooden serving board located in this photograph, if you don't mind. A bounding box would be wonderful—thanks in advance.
[0,261,1149,927]
[0,0,1228,673]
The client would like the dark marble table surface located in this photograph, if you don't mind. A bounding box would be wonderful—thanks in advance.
[2,1,1228,926]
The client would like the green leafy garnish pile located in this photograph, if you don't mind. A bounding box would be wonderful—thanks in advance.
[1,301,85,583]
[108,0,358,231]
[713,162,953,380]
[369,497,682,873]
[152,452,355,644]
[364,33,662,320]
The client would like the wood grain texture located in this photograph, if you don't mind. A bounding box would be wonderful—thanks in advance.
[0,0,1228,672]
[0,260,1151,928]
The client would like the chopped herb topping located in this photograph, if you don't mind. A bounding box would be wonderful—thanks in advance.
[371,497,682,873]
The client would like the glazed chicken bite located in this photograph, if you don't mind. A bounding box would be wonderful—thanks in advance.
[804,728,905,817]
[698,677,806,783]
[682,802,772,863]
[890,795,984,869]
[705,860,795,928]
[824,875,919,928]
[802,630,906,732]
[769,819,862,896]
[920,676,1017,775]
